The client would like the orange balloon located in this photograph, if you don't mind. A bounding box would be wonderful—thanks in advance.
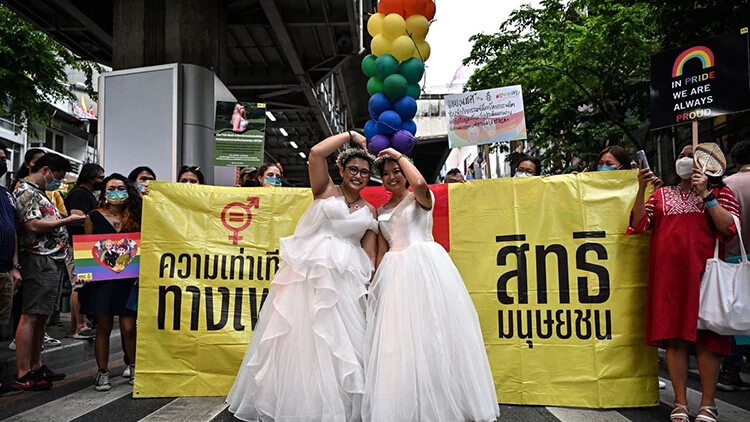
[378,0,404,16]
[423,0,436,20]
[404,0,427,16]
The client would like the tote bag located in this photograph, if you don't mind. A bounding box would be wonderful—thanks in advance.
[698,215,750,335]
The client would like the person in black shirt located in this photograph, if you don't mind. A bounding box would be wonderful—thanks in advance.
[65,163,104,340]
[0,146,22,396]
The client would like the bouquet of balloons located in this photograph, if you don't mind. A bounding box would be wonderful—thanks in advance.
[362,0,435,156]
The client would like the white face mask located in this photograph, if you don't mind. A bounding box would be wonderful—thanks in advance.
[675,157,694,180]
[515,172,531,178]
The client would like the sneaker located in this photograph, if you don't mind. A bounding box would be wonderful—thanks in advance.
[38,365,66,382]
[43,333,62,347]
[717,371,750,392]
[659,380,666,389]
[8,339,15,350]
[94,371,111,392]
[72,328,96,340]
[0,382,24,397]
[122,366,131,378]
[128,365,135,385]
[12,370,53,391]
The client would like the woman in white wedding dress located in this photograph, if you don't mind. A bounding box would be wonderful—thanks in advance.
[363,148,499,422]
[227,131,378,422]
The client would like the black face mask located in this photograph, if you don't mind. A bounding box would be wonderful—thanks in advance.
[0,161,7,178]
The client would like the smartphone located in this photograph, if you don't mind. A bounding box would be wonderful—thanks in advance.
[635,150,649,169]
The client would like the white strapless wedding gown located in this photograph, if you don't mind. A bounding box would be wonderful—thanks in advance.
[363,192,499,422]
[227,196,377,422]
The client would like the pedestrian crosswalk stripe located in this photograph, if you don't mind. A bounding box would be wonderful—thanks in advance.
[3,376,132,422]
[137,397,228,422]
[546,406,633,421]
[659,377,750,422]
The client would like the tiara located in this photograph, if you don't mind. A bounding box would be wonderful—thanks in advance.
[335,148,375,169]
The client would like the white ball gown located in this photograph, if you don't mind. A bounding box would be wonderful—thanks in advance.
[227,195,378,422]
[363,192,499,422]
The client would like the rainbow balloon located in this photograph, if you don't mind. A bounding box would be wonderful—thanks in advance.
[363,0,435,156]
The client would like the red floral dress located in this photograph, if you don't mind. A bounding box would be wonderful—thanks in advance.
[627,186,740,356]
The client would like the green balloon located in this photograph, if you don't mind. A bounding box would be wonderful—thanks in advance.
[383,74,408,100]
[399,58,425,84]
[406,83,421,99]
[367,77,384,95]
[375,54,400,79]
[361,54,377,78]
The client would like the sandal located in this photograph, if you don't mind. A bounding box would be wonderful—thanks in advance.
[670,404,690,422]
[695,406,718,422]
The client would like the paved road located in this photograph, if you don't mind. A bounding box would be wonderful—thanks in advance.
[1,360,749,422]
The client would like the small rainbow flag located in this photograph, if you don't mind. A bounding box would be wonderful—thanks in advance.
[72,233,141,283]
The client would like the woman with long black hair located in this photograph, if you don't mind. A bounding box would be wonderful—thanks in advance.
[78,173,142,392]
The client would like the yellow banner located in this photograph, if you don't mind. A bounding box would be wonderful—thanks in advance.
[449,171,658,408]
[134,182,312,398]
[136,173,658,408]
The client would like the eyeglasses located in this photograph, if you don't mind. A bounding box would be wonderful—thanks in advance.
[180,166,200,172]
[347,166,370,178]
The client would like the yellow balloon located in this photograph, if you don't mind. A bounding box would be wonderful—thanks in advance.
[381,13,406,40]
[412,40,431,62]
[391,35,416,62]
[367,13,384,37]
[371,34,392,57]
[405,15,429,41]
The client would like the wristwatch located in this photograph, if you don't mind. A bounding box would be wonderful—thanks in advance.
[13,263,21,270]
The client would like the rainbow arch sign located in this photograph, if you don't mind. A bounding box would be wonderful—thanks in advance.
[650,30,750,130]
[672,46,715,77]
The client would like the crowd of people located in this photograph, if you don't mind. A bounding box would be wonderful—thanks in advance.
[2,136,749,421]
[0,146,286,395]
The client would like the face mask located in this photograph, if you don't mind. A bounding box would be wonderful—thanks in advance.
[105,190,129,204]
[136,182,145,192]
[514,172,530,178]
[0,161,7,178]
[675,157,694,180]
[597,165,619,171]
[264,176,282,187]
[44,171,62,191]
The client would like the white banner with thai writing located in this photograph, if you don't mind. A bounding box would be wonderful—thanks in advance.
[444,85,527,148]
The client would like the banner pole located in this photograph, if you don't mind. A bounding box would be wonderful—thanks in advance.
[692,120,699,149]
[484,144,492,179]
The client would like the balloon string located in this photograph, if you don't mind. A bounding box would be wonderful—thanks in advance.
[405,32,427,97]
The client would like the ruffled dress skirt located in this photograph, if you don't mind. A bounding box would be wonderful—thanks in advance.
[227,198,374,422]
[363,242,499,422]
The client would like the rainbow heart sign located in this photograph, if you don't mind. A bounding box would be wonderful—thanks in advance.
[73,233,141,283]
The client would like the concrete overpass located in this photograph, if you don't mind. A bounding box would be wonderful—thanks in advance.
[3,0,450,185]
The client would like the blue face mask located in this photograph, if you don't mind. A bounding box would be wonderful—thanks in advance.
[45,179,61,191]
[264,176,282,187]
[105,190,129,204]
[597,165,619,171]
[44,171,62,191]
[136,182,145,192]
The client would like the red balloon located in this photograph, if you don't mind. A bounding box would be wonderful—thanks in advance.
[378,0,404,16]
[423,0,436,20]
[404,0,427,16]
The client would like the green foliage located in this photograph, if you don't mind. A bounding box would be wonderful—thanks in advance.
[0,5,100,133]
[465,0,661,174]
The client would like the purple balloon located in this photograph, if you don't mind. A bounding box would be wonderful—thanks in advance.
[369,134,391,155]
[391,130,415,155]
